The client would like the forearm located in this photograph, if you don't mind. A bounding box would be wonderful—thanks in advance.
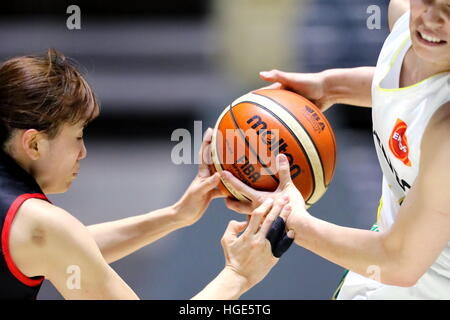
[192,267,248,300]
[87,205,186,264]
[322,67,375,108]
[293,215,408,286]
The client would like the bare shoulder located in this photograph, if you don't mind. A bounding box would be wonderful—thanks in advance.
[388,0,410,31]
[9,198,95,277]
[10,199,138,299]
[13,198,88,244]
[15,197,79,224]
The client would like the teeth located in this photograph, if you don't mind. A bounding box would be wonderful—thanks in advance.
[419,31,442,43]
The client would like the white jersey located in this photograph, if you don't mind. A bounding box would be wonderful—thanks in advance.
[337,11,450,299]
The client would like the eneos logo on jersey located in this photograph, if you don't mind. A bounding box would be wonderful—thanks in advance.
[389,118,411,167]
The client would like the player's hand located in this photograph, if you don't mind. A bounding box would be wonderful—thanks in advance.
[258,69,335,112]
[220,198,295,292]
[221,154,307,253]
[221,153,307,215]
[174,128,224,226]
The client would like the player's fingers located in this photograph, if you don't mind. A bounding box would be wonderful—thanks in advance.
[220,170,260,202]
[276,154,293,189]
[280,203,292,222]
[264,203,291,251]
[273,230,295,258]
[200,172,220,193]
[259,198,287,236]
[224,197,254,214]
[203,127,213,143]
[243,198,273,235]
[198,128,214,177]
[259,70,295,84]
[222,220,248,243]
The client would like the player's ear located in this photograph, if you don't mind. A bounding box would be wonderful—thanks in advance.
[21,129,47,160]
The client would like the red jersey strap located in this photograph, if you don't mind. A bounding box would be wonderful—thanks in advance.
[1,193,50,287]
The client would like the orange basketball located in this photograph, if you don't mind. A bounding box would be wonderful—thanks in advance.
[210,89,337,207]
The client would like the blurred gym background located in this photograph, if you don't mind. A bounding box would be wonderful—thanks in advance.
[0,0,389,299]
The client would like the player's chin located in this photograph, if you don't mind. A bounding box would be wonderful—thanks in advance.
[44,187,69,194]
[46,180,73,194]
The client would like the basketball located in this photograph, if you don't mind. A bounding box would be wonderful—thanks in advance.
[210,89,337,207]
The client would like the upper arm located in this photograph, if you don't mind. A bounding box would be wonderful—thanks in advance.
[388,0,410,31]
[11,200,139,299]
[383,102,450,285]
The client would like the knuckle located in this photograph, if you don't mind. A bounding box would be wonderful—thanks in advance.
[224,200,234,209]
[283,181,294,189]
[250,239,260,248]
[253,211,265,220]
[252,205,263,214]
[243,205,253,214]
[226,221,236,230]
[253,207,264,215]
[255,195,266,205]
[235,183,245,192]
[221,236,228,246]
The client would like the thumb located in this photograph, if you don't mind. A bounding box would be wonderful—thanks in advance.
[200,172,221,193]
[224,220,248,239]
[276,153,293,189]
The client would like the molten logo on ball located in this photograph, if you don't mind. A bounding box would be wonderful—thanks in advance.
[246,115,301,180]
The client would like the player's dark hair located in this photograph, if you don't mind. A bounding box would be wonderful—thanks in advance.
[0,48,99,150]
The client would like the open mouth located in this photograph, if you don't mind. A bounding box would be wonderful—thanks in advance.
[416,31,447,46]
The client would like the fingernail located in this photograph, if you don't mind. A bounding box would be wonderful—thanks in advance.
[278,154,288,163]
[264,198,274,205]
[260,71,271,77]
[220,170,227,176]
[287,230,295,238]
[284,204,292,211]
